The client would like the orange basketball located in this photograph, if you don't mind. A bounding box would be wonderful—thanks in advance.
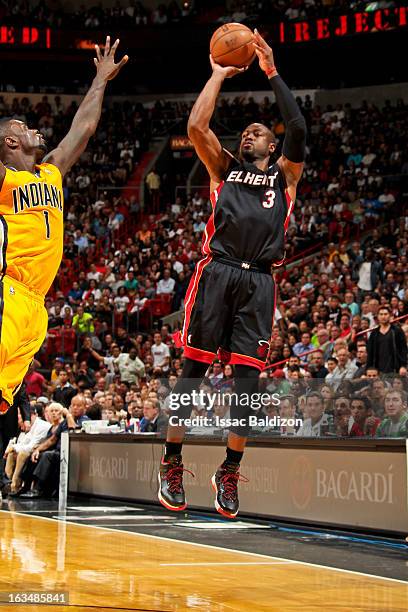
[210,23,255,68]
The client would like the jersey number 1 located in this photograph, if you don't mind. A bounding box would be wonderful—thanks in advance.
[262,190,276,209]
[43,210,51,239]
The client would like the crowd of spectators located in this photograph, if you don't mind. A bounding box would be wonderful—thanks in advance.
[216,0,402,25]
[0,0,401,29]
[0,88,407,501]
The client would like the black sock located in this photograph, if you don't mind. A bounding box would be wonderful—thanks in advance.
[225,447,243,465]
[164,442,183,459]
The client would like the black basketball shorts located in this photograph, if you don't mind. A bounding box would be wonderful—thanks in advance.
[177,256,276,370]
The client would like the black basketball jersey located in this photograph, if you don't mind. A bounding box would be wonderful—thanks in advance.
[202,159,293,267]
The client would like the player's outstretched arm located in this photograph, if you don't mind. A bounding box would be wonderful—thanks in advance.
[253,29,306,200]
[188,57,245,188]
[44,36,128,177]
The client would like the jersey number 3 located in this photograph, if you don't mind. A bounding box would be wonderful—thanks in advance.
[262,190,276,209]
[43,210,51,239]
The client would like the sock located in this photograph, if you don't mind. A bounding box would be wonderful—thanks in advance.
[164,442,183,460]
[225,447,243,465]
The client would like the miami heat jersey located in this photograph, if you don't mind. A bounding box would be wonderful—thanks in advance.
[203,160,293,266]
[0,163,64,296]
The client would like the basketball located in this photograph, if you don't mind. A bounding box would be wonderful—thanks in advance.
[210,23,255,68]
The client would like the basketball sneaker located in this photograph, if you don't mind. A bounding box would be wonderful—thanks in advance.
[158,454,193,511]
[211,461,248,519]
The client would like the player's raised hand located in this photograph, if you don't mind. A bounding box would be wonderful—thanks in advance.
[252,29,276,75]
[210,55,248,79]
[94,36,129,81]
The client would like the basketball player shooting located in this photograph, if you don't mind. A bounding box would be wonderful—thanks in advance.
[159,30,306,518]
[0,36,128,415]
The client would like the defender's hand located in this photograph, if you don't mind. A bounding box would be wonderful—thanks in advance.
[22,421,31,433]
[94,36,129,82]
[210,55,247,80]
[252,29,276,75]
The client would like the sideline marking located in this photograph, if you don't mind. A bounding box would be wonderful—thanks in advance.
[0,509,407,586]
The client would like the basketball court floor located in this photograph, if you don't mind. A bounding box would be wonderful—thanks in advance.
[0,497,407,611]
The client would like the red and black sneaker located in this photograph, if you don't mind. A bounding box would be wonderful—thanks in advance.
[158,454,194,512]
[211,461,248,519]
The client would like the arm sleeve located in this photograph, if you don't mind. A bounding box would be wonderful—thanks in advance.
[269,75,307,163]
[17,384,31,422]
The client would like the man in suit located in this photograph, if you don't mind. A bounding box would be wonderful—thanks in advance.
[139,399,168,434]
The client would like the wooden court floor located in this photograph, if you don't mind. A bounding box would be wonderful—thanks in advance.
[0,510,407,611]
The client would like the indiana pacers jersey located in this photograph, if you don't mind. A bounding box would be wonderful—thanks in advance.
[203,160,293,267]
[0,162,64,296]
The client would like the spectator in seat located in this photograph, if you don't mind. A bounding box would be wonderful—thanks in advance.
[117,347,145,386]
[75,361,96,391]
[74,228,89,253]
[309,351,328,379]
[350,396,380,437]
[208,360,224,387]
[124,270,138,293]
[296,392,334,437]
[293,332,314,363]
[89,343,121,379]
[365,367,380,379]
[48,304,64,328]
[143,278,156,299]
[369,377,388,417]
[313,328,333,362]
[157,269,175,295]
[86,403,103,420]
[352,344,368,379]
[53,370,77,408]
[72,305,95,335]
[50,357,65,383]
[342,290,359,317]
[151,332,170,372]
[19,401,70,498]
[5,404,51,495]
[354,248,383,301]
[145,166,161,211]
[69,395,90,427]
[139,399,168,433]
[367,306,407,374]
[327,347,358,390]
[375,390,408,438]
[22,396,90,498]
[333,395,353,436]
[68,281,83,307]
[278,395,298,435]
[24,361,47,398]
[114,286,130,314]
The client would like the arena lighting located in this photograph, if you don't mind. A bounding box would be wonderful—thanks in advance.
[279,6,407,43]
[0,26,51,48]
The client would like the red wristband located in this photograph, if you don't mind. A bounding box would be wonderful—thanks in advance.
[265,66,278,78]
